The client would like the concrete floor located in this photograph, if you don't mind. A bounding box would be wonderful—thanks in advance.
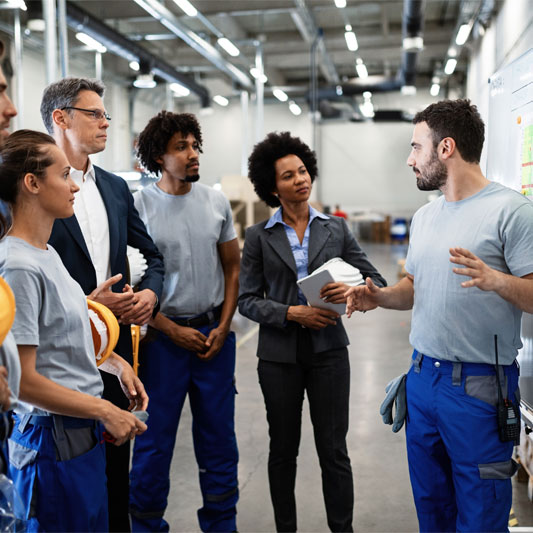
[161,243,533,532]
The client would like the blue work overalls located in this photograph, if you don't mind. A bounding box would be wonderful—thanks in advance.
[130,321,239,533]
[8,414,108,532]
[406,350,519,533]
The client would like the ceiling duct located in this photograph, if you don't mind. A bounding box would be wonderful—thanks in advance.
[308,0,424,110]
[64,1,210,106]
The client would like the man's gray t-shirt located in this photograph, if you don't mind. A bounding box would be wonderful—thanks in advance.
[134,182,237,316]
[405,182,533,365]
[0,237,103,415]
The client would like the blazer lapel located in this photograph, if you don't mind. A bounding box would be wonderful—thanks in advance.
[59,216,92,263]
[308,218,332,271]
[266,223,298,276]
[94,167,119,271]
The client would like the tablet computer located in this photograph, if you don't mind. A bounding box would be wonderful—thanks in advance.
[297,269,346,315]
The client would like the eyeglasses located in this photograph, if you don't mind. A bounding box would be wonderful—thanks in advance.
[61,106,111,121]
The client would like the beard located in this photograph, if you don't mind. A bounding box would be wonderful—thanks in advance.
[184,173,200,183]
[415,151,448,191]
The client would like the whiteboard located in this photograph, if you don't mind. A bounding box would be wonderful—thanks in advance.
[487,48,533,193]
[487,49,533,411]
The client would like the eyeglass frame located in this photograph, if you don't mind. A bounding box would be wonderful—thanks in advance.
[60,106,111,121]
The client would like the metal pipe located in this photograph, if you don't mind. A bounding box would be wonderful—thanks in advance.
[240,90,249,176]
[57,0,69,77]
[95,51,102,80]
[65,1,211,106]
[43,0,57,84]
[311,30,320,152]
[254,44,264,143]
[132,0,253,90]
[12,9,23,129]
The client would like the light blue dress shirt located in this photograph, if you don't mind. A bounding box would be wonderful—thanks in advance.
[265,206,329,304]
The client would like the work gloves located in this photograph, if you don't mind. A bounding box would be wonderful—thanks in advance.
[380,373,407,433]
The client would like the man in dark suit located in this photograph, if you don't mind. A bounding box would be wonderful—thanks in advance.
[40,77,164,532]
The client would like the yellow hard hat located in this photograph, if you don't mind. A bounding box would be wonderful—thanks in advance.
[0,276,15,347]
[87,298,120,366]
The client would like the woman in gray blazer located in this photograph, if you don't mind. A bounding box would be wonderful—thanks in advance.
[238,132,386,533]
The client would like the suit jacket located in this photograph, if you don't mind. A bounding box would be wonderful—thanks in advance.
[238,214,386,363]
[49,165,165,364]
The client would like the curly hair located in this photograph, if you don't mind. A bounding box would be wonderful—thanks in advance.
[247,132,318,208]
[413,99,485,164]
[136,111,203,175]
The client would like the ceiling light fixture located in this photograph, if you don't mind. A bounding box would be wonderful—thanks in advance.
[455,23,471,46]
[76,32,107,53]
[170,82,190,96]
[344,25,358,51]
[355,58,368,79]
[401,85,417,95]
[273,88,288,102]
[334,0,347,8]
[217,37,240,57]
[430,83,440,97]
[133,73,156,89]
[129,61,140,71]
[250,67,268,83]
[402,36,423,50]
[444,58,457,75]
[6,0,27,11]
[172,0,197,17]
[289,101,302,116]
[213,95,229,107]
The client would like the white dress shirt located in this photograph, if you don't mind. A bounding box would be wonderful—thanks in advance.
[71,161,111,286]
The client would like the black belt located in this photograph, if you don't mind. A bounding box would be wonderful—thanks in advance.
[172,305,222,328]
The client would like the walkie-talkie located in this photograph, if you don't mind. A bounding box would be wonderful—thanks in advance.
[494,335,520,443]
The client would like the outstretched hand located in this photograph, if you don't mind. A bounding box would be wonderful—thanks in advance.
[450,247,503,292]
[344,277,381,317]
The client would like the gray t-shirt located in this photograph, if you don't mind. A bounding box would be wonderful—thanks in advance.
[134,182,237,316]
[405,181,533,365]
[0,237,103,415]
[0,330,21,411]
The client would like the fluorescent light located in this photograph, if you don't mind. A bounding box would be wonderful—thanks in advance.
[401,85,417,95]
[6,0,27,10]
[448,47,457,57]
[355,59,368,79]
[250,67,268,83]
[273,88,288,102]
[133,73,156,89]
[430,83,440,97]
[336,85,343,96]
[289,101,302,116]
[344,31,358,51]
[172,0,197,17]
[217,37,240,57]
[213,95,229,107]
[363,91,372,99]
[129,61,140,71]
[335,0,347,7]
[170,82,190,97]
[444,58,457,75]
[360,101,374,118]
[402,36,423,50]
[455,23,471,45]
[213,183,222,191]
[431,76,439,84]
[76,32,107,53]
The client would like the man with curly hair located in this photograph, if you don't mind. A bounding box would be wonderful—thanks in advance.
[130,111,240,533]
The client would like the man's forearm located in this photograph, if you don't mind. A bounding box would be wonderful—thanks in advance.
[492,272,533,313]
[378,275,414,310]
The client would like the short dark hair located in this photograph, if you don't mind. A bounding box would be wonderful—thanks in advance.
[0,130,56,238]
[136,111,203,176]
[0,39,4,59]
[413,99,485,163]
[247,131,318,208]
[40,77,105,134]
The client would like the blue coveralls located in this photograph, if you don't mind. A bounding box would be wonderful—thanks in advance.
[130,320,239,533]
[7,414,108,532]
[406,350,519,533]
